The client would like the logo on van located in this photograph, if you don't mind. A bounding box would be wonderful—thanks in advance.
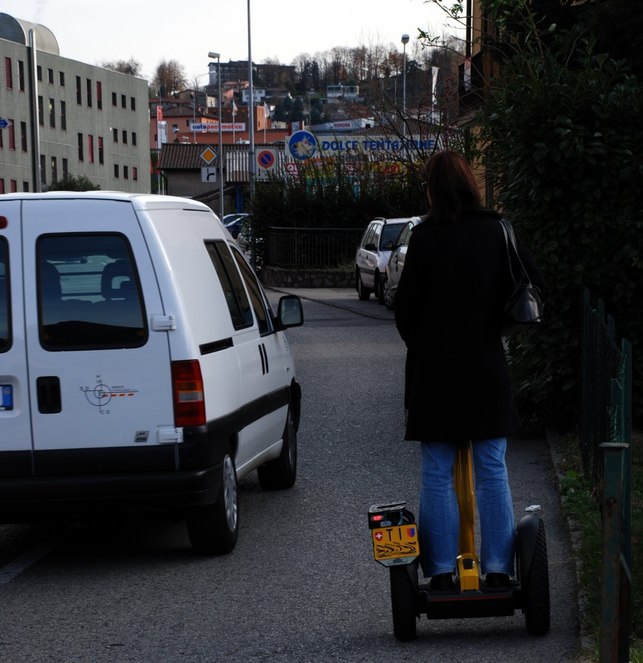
[81,378,138,413]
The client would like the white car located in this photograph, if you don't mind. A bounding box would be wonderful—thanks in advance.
[0,192,303,555]
[382,216,423,309]
[354,218,408,301]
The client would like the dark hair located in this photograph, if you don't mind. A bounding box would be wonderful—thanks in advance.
[423,150,482,223]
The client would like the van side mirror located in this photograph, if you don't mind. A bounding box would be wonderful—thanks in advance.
[276,295,303,329]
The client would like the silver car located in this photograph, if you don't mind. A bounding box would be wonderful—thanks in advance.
[382,216,423,309]
[355,218,409,301]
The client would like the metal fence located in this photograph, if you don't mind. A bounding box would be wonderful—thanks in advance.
[579,288,632,662]
[266,227,363,269]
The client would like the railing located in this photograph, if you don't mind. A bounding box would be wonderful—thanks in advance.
[579,288,632,662]
[266,227,363,269]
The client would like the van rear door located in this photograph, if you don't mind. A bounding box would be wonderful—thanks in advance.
[0,200,33,476]
[21,198,176,471]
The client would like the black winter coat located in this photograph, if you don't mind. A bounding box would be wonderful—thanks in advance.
[394,208,544,442]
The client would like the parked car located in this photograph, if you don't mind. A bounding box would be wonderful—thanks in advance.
[354,217,409,301]
[223,213,249,239]
[382,216,423,309]
[0,191,303,555]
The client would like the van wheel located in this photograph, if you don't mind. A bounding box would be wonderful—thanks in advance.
[356,269,371,301]
[258,407,297,490]
[187,450,239,555]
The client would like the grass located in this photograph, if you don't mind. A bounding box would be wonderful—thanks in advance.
[554,433,643,660]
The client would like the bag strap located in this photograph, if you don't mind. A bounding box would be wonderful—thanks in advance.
[498,217,533,286]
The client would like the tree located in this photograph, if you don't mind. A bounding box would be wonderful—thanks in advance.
[100,58,143,77]
[48,174,100,191]
[433,0,643,429]
[151,60,188,98]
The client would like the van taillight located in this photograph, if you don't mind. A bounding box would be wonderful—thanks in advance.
[171,360,205,427]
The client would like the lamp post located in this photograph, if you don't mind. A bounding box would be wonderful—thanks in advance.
[247,0,256,268]
[401,33,409,139]
[208,52,225,221]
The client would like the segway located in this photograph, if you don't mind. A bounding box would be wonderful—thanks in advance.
[368,443,550,640]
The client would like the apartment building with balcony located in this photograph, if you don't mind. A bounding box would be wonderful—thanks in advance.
[0,13,150,193]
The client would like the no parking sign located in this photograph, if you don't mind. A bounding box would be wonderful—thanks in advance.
[256,148,278,180]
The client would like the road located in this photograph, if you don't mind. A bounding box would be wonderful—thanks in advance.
[0,288,581,662]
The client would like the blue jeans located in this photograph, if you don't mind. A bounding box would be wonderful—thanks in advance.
[419,438,515,577]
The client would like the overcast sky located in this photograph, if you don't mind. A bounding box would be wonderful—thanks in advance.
[1,0,456,82]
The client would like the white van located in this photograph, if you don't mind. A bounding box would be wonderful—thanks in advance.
[0,192,303,555]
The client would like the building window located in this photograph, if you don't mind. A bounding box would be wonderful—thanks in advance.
[133,167,138,181]
[51,156,58,183]
[88,135,94,163]
[122,130,127,144]
[98,136,104,164]
[4,57,13,89]
[114,164,119,178]
[77,133,84,161]
[38,96,44,126]
[86,78,92,107]
[112,127,118,142]
[62,158,68,179]
[112,91,117,106]
[131,96,136,110]
[23,181,29,192]
[10,180,17,193]
[48,68,54,84]
[36,65,42,82]
[49,98,55,128]
[121,94,126,109]
[0,180,4,194]
[0,128,3,148]
[123,165,129,179]
[96,81,102,110]
[76,76,82,104]
[40,155,46,187]
[20,122,27,152]
[132,132,137,146]
[18,60,25,91]
[60,100,67,130]
[8,120,15,150]
[59,71,65,86]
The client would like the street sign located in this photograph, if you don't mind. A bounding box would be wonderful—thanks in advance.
[199,147,218,165]
[201,166,217,183]
[0,118,12,129]
[256,148,279,181]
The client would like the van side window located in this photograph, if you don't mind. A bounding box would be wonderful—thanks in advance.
[37,233,147,351]
[205,240,253,330]
[231,247,273,335]
[0,238,10,353]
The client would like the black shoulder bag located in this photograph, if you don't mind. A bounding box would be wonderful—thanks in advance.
[498,218,544,336]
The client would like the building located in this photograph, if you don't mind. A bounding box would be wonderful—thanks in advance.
[0,13,150,193]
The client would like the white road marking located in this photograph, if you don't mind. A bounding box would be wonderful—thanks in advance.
[0,536,61,585]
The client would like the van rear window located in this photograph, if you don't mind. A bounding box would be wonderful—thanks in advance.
[0,238,10,353]
[37,233,147,351]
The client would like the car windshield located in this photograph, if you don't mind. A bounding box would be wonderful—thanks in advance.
[380,223,405,249]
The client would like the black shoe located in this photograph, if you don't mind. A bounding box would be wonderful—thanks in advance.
[429,573,456,592]
[485,573,510,590]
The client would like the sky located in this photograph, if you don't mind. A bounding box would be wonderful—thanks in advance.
[1,0,455,83]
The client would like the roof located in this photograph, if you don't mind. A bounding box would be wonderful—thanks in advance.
[0,13,59,54]
[158,143,209,170]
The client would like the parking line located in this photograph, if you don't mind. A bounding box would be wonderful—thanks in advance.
[0,536,61,585]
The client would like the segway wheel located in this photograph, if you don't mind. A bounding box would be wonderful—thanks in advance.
[389,565,417,641]
[522,518,551,635]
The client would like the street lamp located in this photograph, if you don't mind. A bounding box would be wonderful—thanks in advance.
[246,0,256,268]
[401,33,409,133]
[208,51,225,222]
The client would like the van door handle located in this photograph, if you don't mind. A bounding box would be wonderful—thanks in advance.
[258,343,269,375]
[36,376,62,414]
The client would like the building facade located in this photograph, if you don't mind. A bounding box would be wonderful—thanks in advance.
[0,13,150,193]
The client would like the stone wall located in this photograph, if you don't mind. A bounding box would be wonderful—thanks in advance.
[261,266,353,288]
